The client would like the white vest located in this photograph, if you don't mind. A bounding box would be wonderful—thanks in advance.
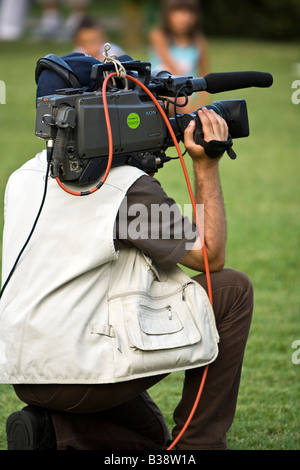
[0,151,218,384]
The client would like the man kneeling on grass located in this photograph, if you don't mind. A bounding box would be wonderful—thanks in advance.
[0,53,253,450]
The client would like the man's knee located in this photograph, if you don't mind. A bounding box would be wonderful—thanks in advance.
[221,268,253,295]
[193,268,252,295]
[193,268,253,326]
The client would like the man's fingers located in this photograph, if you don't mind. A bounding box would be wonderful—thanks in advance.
[183,119,197,149]
[198,109,213,137]
[198,108,228,141]
[183,108,229,161]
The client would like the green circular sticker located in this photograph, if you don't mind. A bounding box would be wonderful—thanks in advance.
[127,112,140,129]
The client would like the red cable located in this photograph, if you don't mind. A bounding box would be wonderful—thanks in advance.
[167,364,209,450]
[56,72,213,449]
[55,72,114,196]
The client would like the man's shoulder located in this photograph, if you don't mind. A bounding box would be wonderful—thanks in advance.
[106,165,149,193]
[9,151,46,178]
[127,173,175,206]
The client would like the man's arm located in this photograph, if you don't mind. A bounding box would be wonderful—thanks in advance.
[179,107,228,272]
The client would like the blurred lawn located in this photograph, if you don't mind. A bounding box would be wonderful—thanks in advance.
[0,37,299,450]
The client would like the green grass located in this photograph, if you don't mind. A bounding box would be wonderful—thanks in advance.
[0,37,299,450]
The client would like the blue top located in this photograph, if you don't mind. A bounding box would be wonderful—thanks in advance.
[149,42,200,78]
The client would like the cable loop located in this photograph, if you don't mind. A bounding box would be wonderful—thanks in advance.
[103,43,128,89]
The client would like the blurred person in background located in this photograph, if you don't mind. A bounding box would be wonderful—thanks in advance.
[35,0,90,39]
[148,0,209,112]
[0,0,29,41]
[73,16,124,61]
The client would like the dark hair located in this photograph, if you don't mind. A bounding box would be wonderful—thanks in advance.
[160,0,203,37]
[73,16,103,38]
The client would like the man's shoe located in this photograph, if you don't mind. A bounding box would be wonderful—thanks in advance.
[6,405,56,450]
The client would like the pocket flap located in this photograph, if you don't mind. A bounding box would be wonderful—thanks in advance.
[139,305,183,335]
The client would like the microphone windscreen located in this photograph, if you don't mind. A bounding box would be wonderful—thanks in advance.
[204,71,273,94]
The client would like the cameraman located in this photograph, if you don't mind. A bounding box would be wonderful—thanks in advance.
[1,54,253,451]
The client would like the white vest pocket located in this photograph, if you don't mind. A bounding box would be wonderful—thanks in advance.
[126,296,201,351]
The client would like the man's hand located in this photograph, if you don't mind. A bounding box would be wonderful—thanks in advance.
[179,108,228,272]
[184,107,229,163]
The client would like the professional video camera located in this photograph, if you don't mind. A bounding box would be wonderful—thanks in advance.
[35,54,273,185]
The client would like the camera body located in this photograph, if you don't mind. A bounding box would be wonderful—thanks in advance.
[36,87,170,183]
[35,59,249,184]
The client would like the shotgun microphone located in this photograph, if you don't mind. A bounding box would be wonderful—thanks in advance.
[187,71,273,94]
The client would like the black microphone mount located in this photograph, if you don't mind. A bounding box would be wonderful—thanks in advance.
[148,70,274,96]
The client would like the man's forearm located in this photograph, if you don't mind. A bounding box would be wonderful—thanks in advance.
[193,160,226,269]
[179,107,229,272]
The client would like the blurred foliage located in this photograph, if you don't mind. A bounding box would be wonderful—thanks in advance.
[201,0,300,40]
[141,0,300,40]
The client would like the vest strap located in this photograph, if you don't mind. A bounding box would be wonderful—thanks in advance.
[89,324,115,337]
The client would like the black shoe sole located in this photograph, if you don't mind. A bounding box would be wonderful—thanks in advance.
[6,407,56,450]
[6,409,37,450]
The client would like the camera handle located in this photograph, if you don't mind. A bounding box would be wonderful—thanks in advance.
[91,59,152,87]
[45,106,76,178]
[51,127,70,177]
